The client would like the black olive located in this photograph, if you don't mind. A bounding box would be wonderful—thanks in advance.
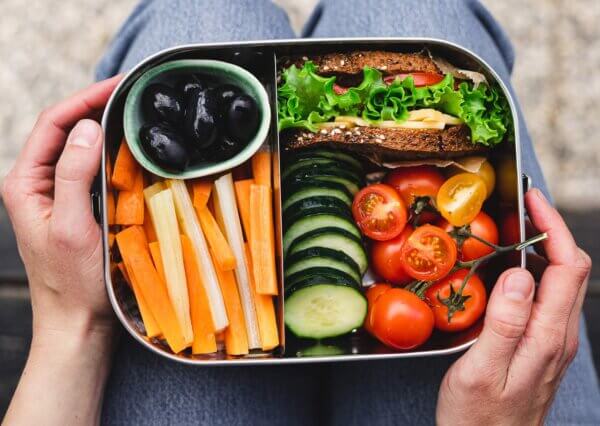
[175,74,206,97]
[139,123,189,171]
[208,134,243,162]
[184,88,220,149]
[142,84,184,124]
[213,84,241,116]
[226,94,259,143]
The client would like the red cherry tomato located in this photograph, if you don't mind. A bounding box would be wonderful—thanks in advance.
[400,224,458,281]
[368,288,434,350]
[364,283,392,334]
[436,212,499,261]
[385,166,444,222]
[370,226,414,285]
[424,269,487,332]
[352,184,408,241]
[384,72,445,87]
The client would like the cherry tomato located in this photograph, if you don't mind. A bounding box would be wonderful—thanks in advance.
[364,283,392,333]
[400,224,458,281]
[437,173,487,226]
[385,166,444,223]
[371,226,414,285]
[447,160,496,199]
[424,269,487,332]
[369,288,434,350]
[384,72,444,87]
[352,184,408,241]
[497,156,518,204]
[436,212,499,261]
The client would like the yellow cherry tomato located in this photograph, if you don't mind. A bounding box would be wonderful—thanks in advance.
[497,156,518,204]
[447,160,496,199]
[436,173,487,226]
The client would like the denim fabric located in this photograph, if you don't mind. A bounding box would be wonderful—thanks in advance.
[97,1,600,424]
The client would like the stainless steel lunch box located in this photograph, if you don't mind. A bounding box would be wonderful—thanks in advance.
[99,38,527,365]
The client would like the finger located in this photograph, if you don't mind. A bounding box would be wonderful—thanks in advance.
[467,268,534,382]
[525,189,590,326]
[526,252,549,282]
[12,75,121,175]
[562,249,591,365]
[525,218,546,257]
[48,119,103,250]
[525,189,579,266]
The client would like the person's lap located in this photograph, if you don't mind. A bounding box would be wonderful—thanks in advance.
[98,1,600,424]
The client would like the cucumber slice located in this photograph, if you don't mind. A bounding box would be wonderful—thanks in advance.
[289,149,364,172]
[282,182,352,212]
[283,214,360,256]
[283,196,351,225]
[296,175,360,195]
[281,158,342,181]
[284,166,364,190]
[285,247,362,285]
[288,228,368,274]
[285,284,367,339]
[286,266,360,290]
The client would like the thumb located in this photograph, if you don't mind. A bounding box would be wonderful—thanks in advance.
[468,268,535,375]
[50,119,103,244]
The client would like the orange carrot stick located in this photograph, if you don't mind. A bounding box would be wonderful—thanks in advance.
[117,226,190,353]
[196,206,236,271]
[210,248,249,356]
[234,179,253,240]
[143,205,158,242]
[249,184,278,295]
[181,235,217,354]
[191,178,212,209]
[149,242,166,283]
[112,141,138,191]
[115,169,145,225]
[122,259,161,338]
[251,151,271,188]
[245,245,279,351]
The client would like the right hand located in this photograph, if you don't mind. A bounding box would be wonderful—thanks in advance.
[2,75,122,343]
[436,189,592,425]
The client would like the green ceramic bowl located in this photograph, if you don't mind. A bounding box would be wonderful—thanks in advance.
[123,59,271,179]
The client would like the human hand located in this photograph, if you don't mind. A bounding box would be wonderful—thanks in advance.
[436,189,592,425]
[2,75,122,344]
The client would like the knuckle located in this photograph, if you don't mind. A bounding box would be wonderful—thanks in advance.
[1,174,19,207]
[452,362,492,392]
[575,249,592,275]
[488,316,526,341]
[538,328,566,363]
[37,106,57,126]
[565,336,580,363]
[55,159,83,183]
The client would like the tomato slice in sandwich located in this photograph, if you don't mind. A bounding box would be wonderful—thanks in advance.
[384,72,444,87]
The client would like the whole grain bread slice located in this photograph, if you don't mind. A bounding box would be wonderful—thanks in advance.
[281,125,486,159]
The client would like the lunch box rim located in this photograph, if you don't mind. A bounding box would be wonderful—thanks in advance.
[100,37,526,366]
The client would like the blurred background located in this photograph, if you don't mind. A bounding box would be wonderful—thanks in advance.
[0,0,599,414]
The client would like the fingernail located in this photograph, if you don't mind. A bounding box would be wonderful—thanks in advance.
[68,120,100,148]
[503,270,533,301]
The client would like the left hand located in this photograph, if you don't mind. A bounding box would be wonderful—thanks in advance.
[2,75,122,342]
[436,189,592,425]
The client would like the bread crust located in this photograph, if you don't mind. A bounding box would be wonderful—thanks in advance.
[281,125,486,159]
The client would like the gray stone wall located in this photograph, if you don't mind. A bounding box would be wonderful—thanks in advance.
[1,0,598,208]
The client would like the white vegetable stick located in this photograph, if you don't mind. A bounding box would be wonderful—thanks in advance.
[214,173,262,349]
[166,179,229,332]
[146,188,194,343]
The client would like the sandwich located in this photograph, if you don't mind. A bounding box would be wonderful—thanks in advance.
[277,51,512,159]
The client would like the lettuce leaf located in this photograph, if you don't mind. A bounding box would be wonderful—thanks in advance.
[277,61,512,146]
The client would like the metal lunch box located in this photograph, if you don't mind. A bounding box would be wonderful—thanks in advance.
[98,37,527,365]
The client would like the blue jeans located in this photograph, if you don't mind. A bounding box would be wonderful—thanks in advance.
[97,1,600,424]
